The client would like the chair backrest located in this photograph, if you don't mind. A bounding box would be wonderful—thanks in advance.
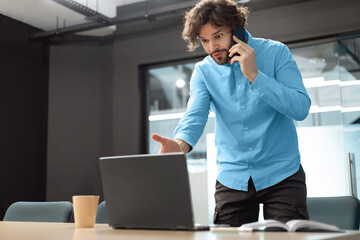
[96,201,108,223]
[3,201,73,222]
[307,196,360,230]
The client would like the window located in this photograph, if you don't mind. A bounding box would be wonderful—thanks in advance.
[147,59,215,169]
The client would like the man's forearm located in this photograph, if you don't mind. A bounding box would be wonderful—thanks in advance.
[175,139,191,154]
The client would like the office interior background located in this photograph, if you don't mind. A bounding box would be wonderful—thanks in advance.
[0,0,360,222]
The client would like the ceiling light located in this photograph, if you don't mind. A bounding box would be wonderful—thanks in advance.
[237,0,251,4]
[176,79,186,88]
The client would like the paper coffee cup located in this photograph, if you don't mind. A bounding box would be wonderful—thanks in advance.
[72,195,99,228]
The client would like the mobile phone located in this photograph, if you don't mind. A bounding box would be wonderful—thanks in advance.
[232,27,247,45]
[231,28,247,57]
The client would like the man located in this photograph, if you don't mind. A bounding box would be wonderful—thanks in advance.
[152,0,311,226]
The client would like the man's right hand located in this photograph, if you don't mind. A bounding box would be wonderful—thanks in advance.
[151,134,190,154]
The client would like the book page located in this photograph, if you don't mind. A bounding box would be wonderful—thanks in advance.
[213,219,341,232]
[286,220,341,232]
[238,220,290,231]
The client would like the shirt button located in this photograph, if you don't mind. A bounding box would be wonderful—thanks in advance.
[244,127,248,131]
[249,147,252,151]
[241,106,245,110]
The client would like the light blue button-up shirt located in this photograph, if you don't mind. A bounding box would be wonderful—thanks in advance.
[174,31,311,191]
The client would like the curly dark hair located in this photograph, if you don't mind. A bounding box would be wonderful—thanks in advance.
[182,0,249,52]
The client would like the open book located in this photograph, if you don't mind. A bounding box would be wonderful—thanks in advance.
[211,219,341,232]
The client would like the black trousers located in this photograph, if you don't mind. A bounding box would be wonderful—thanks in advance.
[213,165,309,226]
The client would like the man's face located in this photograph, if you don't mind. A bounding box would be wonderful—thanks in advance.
[198,23,232,65]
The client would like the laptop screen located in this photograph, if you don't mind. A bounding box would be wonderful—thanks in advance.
[99,153,196,230]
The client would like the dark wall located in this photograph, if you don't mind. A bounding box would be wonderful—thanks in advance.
[0,14,49,219]
[46,42,107,201]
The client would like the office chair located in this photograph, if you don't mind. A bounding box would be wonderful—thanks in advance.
[96,201,108,223]
[3,201,73,222]
[307,196,360,230]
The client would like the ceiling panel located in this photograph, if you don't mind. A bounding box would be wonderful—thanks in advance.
[0,0,315,38]
[0,0,145,36]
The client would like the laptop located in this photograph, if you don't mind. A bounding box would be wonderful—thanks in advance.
[99,152,209,231]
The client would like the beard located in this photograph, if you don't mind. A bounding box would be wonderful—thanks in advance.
[210,49,231,65]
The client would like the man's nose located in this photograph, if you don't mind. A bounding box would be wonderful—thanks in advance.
[209,40,218,52]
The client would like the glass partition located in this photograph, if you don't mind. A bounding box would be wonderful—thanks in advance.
[339,35,360,197]
[290,40,347,197]
[148,60,215,167]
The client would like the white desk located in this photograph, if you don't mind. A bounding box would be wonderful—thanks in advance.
[1,221,360,240]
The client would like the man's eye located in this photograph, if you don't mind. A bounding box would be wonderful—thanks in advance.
[201,39,208,43]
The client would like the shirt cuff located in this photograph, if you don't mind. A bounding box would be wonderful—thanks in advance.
[173,133,194,152]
